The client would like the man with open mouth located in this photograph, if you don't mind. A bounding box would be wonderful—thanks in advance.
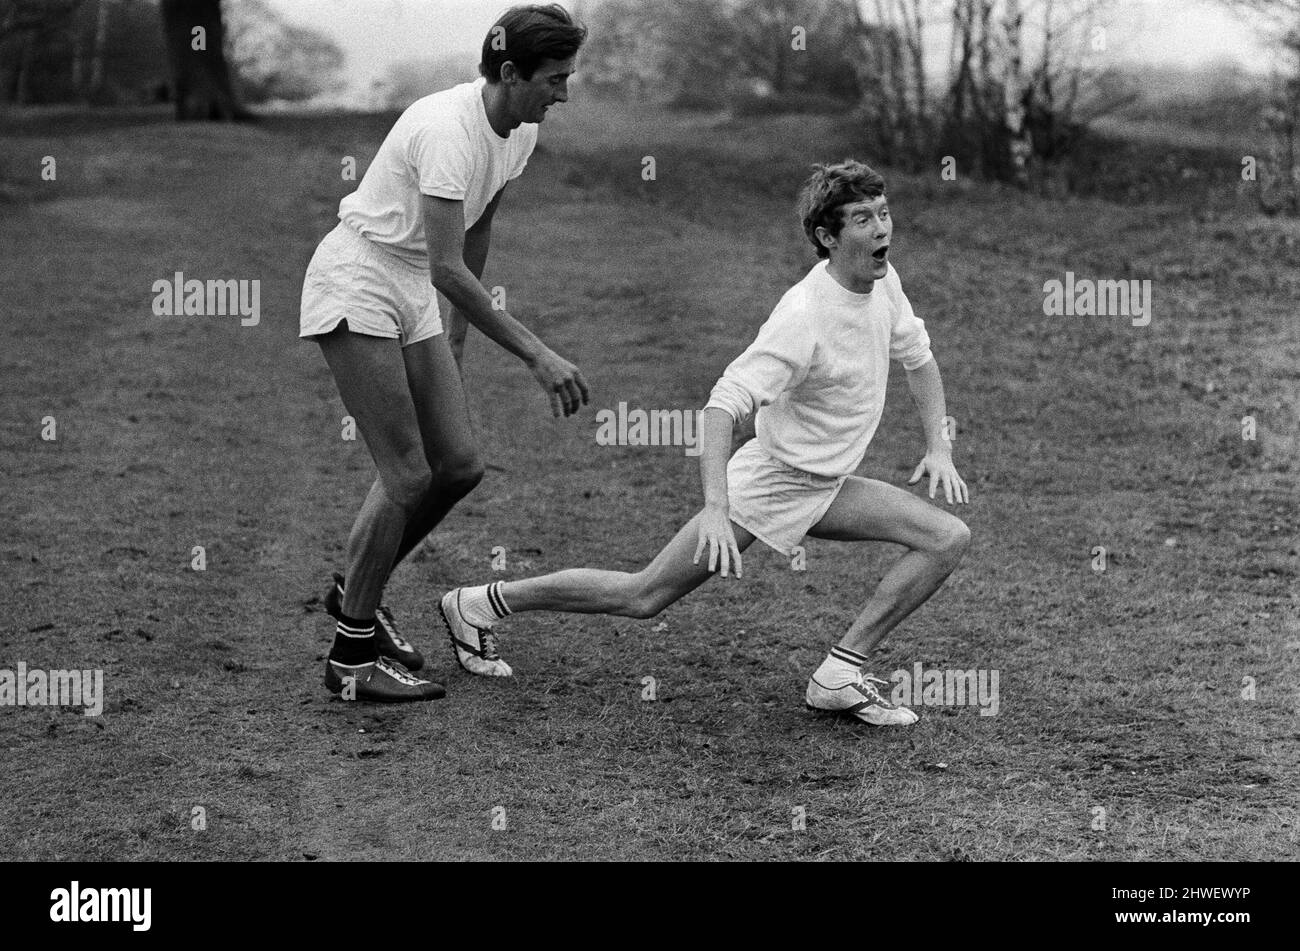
[441,159,971,728]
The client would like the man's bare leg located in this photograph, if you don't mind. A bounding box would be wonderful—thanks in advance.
[316,325,444,699]
[389,331,483,569]
[807,475,970,655]
[439,511,754,676]
[801,476,968,725]
[499,512,757,617]
[319,328,435,621]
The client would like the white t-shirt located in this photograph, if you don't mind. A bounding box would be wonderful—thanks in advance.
[338,78,538,267]
[705,260,933,478]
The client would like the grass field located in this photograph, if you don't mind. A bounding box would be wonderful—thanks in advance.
[1,97,1297,860]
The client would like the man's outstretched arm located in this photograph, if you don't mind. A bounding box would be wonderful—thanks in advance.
[904,356,969,505]
[693,407,743,578]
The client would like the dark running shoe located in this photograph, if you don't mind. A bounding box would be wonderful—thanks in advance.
[324,571,426,672]
[324,656,445,702]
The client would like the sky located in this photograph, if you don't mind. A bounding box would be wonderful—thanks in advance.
[269,0,1286,101]
[1110,0,1282,68]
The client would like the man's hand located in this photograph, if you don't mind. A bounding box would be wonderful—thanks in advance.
[527,347,589,417]
[693,504,743,578]
[908,447,969,505]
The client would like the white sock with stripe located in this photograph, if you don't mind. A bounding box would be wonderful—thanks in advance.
[813,644,867,687]
[457,582,511,629]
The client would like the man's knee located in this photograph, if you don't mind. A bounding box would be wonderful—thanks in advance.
[933,517,971,562]
[626,594,665,621]
[381,454,433,515]
[624,573,672,620]
[432,453,485,497]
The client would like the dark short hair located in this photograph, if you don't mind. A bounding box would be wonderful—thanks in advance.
[797,160,887,259]
[479,4,587,83]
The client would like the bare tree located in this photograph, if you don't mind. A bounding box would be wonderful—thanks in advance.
[857,0,1125,185]
[849,0,933,167]
[1223,0,1300,213]
[581,0,861,108]
[225,0,345,104]
[581,0,1124,186]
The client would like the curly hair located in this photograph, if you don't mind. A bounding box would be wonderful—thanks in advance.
[796,160,887,259]
[479,4,588,84]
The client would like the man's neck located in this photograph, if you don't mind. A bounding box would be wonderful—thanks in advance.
[826,260,874,295]
[480,82,517,138]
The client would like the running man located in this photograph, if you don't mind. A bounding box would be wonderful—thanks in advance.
[441,160,971,725]
[299,5,589,702]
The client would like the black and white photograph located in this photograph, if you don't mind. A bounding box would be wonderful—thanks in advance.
[0,0,1294,901]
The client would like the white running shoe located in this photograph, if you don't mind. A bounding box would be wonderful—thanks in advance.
[439,589,513,677]
[806,672,919,726]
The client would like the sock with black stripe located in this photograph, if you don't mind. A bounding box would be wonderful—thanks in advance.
[813,644,867,687]
[457,582,512,629]
[329,613,378,666]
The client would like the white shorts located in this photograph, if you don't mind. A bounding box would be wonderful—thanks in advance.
[726,440,848,556]
[299,222,443,346]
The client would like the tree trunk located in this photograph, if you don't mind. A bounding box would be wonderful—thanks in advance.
[904,0,928,145]
[1262,101,1298,214]
[89,0,108,92]
[1001,0,1032,187]
[159,0,249,120]
[71,32,83,92]
[976,0,993,122]
[949,0,974,126]
[14,33,32,104]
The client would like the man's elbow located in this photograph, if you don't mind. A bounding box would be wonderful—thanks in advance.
[904,352,936,375]
[429,257,464,289]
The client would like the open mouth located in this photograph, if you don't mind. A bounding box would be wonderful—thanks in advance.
[872,245,889,262]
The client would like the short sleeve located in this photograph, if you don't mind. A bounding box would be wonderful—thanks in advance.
[886,266,932,371]
[410,118,474,200]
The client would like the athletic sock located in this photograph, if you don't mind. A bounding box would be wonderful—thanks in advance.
[329,613,379,666]
[458,582,512,629]
[813,644,867,687]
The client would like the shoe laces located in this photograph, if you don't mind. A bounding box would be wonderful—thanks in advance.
[479,628,501,662]
[376,606,413,651]
[375,656,425,686]
[856,674,896,708]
